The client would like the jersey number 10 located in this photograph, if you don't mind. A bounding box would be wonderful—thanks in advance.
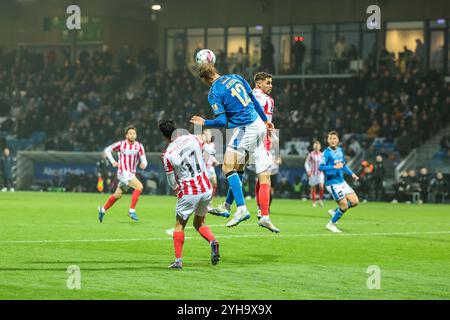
[231,83,251,107]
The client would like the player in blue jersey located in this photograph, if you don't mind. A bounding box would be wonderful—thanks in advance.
[190,63,278,231]
[319,131,360,233]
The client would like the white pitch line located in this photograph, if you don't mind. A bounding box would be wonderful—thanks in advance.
[1,231,449,244]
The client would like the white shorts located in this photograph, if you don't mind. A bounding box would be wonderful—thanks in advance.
[228,117,274,174]
[309,174,324,186]
[118,171,135,190]
[326,182,355,201]
[176,190,213,221]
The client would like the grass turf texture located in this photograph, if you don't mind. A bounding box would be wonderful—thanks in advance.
[0,192,449,300]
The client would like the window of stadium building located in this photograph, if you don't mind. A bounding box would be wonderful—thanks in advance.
[187,28,206,66]
[292,25,313,73]
[227,27,246,73]
[361,22,377,64]
[206,28,226,72]
[314,24,337,73]
[248,26,263,71]
[166,29,186,71]
[385,21,425,72]
[271,26,291,74]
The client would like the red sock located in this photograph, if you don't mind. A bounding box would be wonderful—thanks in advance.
[259,183,270,216]
[212,186,217,198]
[173,231,184,259]
[130,189,142,209]
[312,190,316,202]
[319,188,324,199]
[255,180,260,208]
[103,195,118,211]
[198,226,215,243]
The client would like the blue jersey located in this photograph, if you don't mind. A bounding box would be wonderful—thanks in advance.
[319,146,354,186]
[207,74,262,128]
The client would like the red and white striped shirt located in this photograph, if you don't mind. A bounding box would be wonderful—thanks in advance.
[305,151,324,177]
[161,134,212,198]
[106,140,147,175]
[253,87,275,123]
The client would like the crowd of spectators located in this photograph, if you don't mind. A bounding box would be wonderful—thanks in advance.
[0,45,449,200]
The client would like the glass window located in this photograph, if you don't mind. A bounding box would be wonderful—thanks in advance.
[166,29,185,71]
[430,30,445,72]
[362,32,377,61]
[387,21,424,29]
[248,36,262,68]
[292,25,313,72]
[228,27,246,35]
[430,19,447,29]
[186,28,205,64]
[386,29,424,60]
[315,24,336,73]
[207,28,225,54]
[249,26,263,34]
[207,28,226,72]
[271,26,292,73]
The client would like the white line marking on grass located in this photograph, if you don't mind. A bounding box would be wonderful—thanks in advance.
[1,231,449,244]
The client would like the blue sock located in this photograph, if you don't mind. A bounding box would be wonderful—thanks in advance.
[225,172,244,205]
[332,207,345,224]
[226,171,245,207]
[347,201,352,209]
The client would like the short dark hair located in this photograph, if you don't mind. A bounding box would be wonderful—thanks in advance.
[328,131,339,138]
[159,119,177,139]
[254,71,272,84]
[125,125,137,135]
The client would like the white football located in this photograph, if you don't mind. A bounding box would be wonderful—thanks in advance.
[195,49,216,65]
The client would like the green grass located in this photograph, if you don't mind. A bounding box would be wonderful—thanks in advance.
[0,192,449,300]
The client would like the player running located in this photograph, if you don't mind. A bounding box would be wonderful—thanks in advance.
[319,131,359,233]
[98,126,147,222]
[305,141,325,207]
[160,120,220,269]
[209,71,279,232]
[202,129,220,211]
[190,63,277,231]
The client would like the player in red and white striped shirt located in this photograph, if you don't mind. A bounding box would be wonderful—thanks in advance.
[159,119,219,269]
[305,141,325,207]
[98,126,148,222]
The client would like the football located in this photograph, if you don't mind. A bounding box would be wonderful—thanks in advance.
[195,49,216,65]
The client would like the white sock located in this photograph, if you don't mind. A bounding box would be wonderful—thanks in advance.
[129,208,135,213]
[101,206,106,213]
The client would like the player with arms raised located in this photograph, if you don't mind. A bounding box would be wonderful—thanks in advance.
[160,120,220,269]
[190,62,277,232]
[305,141,325,207]
[319,131,359,233]
[98,126,147,222]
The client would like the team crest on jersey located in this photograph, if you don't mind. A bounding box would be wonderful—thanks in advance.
[212,104,219,112]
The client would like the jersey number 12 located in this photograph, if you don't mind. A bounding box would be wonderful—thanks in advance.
[231,83,251,107]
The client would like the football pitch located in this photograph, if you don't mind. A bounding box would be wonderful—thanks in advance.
[0,192,449,300]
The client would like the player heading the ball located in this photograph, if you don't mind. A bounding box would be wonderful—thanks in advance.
[190,63,275,228]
